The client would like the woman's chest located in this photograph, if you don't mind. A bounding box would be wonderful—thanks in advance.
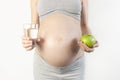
[37,0,82,16]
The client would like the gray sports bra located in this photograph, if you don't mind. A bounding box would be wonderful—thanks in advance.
[37,0,82,20]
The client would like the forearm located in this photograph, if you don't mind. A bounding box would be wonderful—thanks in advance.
[80,4,92,35]
[31,0,39,24]
[31,15,39,24]
[81,0,92,35]
[81,23,92,35]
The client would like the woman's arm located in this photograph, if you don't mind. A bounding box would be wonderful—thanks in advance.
[78,0,99,52]
[21,0,39,51]
[31,0,39,24]
[81,0,92,35]
[30,0,42,46]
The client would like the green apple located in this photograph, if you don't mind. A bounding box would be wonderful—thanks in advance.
[80,34,96,48]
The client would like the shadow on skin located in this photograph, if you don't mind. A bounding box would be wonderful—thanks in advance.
[36,38,45,51]
[70,38,80,56]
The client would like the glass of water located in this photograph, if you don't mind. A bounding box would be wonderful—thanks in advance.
[23,23,39,46]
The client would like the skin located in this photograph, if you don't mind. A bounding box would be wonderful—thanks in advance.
[79,0,99,52]
[22,0,99,66]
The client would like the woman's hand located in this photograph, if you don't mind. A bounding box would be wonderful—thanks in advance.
[21,36,34,51]
[77,40,99,53]
[21,35,41,51]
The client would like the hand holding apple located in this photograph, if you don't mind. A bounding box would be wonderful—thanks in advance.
[80,34,97,48]
[78,34,99,53]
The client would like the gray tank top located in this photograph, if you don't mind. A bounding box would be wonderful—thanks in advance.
[37,0,82,20]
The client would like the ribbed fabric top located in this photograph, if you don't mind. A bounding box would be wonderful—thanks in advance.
[37,0,82,20]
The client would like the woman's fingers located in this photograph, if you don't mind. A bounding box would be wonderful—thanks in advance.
[81,42,94,52]
[22,39,33,47]
[22,40,32,44]
[78,40,94,53]
[80,41,94,52]
[26,46,33,51]
[93,41,99,48]
[21,35,34,51]
[22,42,33,48]
[78,41,85,50]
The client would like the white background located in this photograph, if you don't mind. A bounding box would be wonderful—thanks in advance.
[0,0,120,80]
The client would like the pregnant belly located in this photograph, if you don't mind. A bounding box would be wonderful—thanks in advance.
[35,13,83,67]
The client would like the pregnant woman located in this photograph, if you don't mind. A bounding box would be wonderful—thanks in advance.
[22,0,98,80]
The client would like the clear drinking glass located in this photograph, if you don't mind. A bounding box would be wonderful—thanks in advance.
[23,23,39,46]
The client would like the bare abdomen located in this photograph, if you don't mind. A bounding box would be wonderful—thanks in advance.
[35,13,83,67]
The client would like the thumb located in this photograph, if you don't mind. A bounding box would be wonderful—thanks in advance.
[36,38,44,45]
[36,38,41,43]
[35,38,41,45]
